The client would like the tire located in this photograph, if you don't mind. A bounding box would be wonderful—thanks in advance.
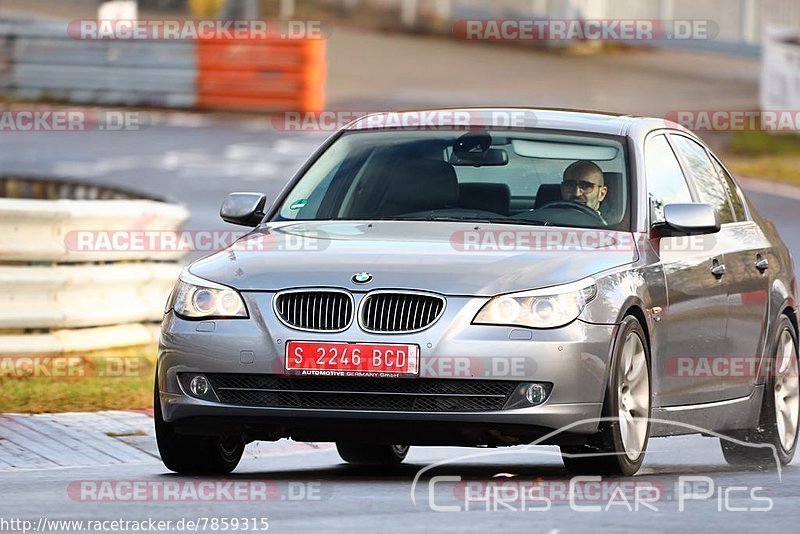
[336,443,409,465]
[154,378,245,475]
[561,316,652,476]
[720,315,799,468]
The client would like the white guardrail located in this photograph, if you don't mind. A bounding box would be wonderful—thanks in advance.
[0,199,189,263]
[0,179,190,355]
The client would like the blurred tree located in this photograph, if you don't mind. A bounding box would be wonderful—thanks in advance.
[189,0,227,17]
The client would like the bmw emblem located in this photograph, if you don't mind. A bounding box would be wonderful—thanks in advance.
[352,272,373,284]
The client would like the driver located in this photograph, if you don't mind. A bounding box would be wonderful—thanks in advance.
[560,161,608,217]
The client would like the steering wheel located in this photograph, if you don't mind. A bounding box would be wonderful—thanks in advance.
[536,200,606,223]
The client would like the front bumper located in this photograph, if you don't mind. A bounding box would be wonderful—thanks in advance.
[158,292,616,444]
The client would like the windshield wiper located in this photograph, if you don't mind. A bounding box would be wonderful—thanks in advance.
[376,216,547,227]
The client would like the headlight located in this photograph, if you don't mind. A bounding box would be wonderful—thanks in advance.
[166,270,248,319]
[474,278,597,329]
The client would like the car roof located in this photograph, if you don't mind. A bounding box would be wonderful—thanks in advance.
[343,107,692,139]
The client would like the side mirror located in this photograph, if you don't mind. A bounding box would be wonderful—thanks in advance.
[654,203,721,237]
[220,192,267,227]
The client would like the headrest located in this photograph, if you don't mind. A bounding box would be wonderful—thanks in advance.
[601,172,625,222]
[383,160,459,214]
[533,183,563,209]
[459,183,511,215]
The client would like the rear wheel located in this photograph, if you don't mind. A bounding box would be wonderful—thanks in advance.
[336,443,409,465]
[561,316,652,476]
[154,378,245,474]
[720,315,799,468]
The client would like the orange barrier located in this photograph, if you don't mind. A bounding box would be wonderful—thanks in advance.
[196,38,326,113]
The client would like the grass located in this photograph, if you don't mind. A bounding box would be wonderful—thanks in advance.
[726,130,800,156]
[0,346,156,414]
[722,130,800,186]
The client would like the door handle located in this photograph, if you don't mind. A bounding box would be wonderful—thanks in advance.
[711,260,726,279]
[755,255,769,273]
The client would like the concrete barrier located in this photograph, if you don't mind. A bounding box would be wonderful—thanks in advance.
[0,176,189,355]
[0,19,326,112]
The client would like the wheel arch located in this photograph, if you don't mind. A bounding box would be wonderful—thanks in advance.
[784,305,798,337]
[757,301,799,386]
[620,303,652,353]
[596,301,653,411]
[607,302,655,403]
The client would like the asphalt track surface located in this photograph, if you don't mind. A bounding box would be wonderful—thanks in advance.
[1,434,799,534]
[0,116,799,533]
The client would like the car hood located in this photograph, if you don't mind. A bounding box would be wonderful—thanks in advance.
[189,221,639,296]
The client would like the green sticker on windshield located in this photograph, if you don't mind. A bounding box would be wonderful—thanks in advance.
[289,199,309,210]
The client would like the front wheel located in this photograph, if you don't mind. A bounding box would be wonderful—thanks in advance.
[720,315,799,468]
[561,316,652,476]
[336,443,409,465]
[154,379,245,474]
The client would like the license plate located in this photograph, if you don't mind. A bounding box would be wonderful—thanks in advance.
[285,341,419,378]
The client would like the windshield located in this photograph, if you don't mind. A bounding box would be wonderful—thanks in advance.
[274,129,630,230]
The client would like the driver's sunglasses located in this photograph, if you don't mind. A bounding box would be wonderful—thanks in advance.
[561,180,600,193]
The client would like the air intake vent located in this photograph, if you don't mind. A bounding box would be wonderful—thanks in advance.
[360,292,445,333]
[205,374,518,412]
[274,290,354,332]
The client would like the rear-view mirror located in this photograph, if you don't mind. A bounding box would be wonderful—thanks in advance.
[654,203,721,236]
[220,192,267,227]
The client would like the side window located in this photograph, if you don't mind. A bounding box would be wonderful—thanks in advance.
[669,135,735,224]
[710,156,747,222]
[645,135,694,223]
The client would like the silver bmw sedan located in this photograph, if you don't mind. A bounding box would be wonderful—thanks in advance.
[155,109,799,476]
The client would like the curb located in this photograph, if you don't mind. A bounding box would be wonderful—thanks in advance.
[0,410,333,471]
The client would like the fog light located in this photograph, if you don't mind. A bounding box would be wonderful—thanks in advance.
[190,375,210,397]
[504,382,552,410]
[525,383,548,405]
